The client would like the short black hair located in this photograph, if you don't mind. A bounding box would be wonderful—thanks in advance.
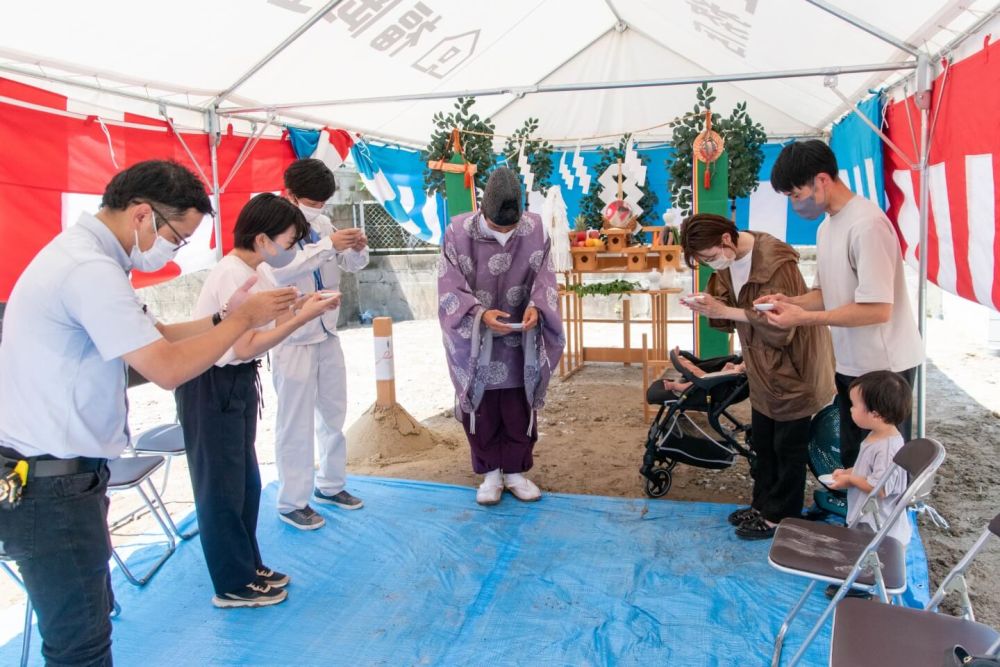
[680,213,740,269]
[284,158,336,201]
[850,371,913,426]
[770,140,839,193]
[233,193,310,251]
[101,160,213,219]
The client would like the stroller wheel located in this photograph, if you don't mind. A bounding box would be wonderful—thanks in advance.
[644,467,672,498]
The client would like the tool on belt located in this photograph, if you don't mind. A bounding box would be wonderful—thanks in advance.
[0,459,28,510]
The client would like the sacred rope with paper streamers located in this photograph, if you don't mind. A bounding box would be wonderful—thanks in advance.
[572,145,591,193]
[558,151,574,189]
[516,139,535,193]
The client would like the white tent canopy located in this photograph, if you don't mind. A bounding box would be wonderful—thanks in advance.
[1,0,995,145]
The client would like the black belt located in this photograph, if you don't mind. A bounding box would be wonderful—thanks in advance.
[0,446,105,479]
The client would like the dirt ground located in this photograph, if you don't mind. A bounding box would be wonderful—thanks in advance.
[2,301,999,637]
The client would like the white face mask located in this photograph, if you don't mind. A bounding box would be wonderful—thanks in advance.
[259,238,297,269]
[298,204,324,224]
[130,214,179,272]
[706,256,733,271]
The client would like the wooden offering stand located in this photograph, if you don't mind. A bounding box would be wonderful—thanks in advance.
[568,225,681,274]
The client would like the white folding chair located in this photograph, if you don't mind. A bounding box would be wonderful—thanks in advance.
[768,437,946,666]
[830,510,1000,666]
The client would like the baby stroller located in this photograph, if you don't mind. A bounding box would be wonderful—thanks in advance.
[640,348,753,498]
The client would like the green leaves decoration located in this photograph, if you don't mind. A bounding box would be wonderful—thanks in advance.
[501,117,553,195]
[666,83,767,217]
[422,97,497,196]
[565,279,641,298]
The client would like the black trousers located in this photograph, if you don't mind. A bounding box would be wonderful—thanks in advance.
[176,362,264,595]
[0,454,113,666]
[750,410,812,523]
[835,366,917,468]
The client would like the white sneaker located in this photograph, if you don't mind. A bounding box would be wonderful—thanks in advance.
[476,469,503,506]
[503,473,542,502]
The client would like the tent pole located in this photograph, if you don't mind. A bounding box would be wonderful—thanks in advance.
[208,108,223,262]
[803,0,921,57]
[915,54,932,439]
[213,0,344,106]
[218,61,917,115]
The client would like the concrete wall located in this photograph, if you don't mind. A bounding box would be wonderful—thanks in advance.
[354,253,440,322]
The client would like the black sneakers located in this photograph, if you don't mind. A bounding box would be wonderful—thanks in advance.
[727,507,759,526]
[256,567,290,589]
[212,581,287,609]
[735,514,777,540]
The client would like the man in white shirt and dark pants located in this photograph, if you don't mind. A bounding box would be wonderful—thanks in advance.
[262,159,369,530]
[0,161,296,665]
[759,140,924,467]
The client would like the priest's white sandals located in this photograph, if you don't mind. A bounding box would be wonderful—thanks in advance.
[503,473,542,502]
[476,470,504,505]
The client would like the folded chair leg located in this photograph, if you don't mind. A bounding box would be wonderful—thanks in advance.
[155,456,171,497]
[144,478,198,540]
[112,485,176,587]
[772,579,817,667]
[787,570,869,667]
[20,597,32,667]
[870,553,891,604]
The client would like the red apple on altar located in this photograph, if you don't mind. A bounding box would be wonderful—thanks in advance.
[576,231,587,243]
[587,230,600,239]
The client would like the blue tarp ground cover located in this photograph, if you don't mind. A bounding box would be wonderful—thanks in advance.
[0,476,929,666]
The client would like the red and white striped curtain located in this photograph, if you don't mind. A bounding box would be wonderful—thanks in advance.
[0,77,296,301]
[884,40,1000,312]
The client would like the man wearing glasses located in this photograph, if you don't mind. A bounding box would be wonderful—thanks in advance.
[0,160,297,665]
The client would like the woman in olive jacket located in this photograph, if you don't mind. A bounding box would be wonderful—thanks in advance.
[681,213,835,539]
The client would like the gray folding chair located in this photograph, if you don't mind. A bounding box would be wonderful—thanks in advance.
[768,437,947,667]
[830,510,1000,666]
[107,455,177,586]
[1,561,32,667]
[131,423,198,539]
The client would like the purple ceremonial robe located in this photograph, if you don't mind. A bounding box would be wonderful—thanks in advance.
[437,211,564,422]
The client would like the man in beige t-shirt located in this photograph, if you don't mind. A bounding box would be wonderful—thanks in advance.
[757,140,923,467]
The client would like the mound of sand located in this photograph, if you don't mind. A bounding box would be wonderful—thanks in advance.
[346,402,439,461]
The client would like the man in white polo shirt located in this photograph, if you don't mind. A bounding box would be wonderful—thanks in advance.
[757,140,924,468]
[0,161,296,666]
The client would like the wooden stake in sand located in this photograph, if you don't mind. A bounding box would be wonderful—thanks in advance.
[346,317,438,461]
